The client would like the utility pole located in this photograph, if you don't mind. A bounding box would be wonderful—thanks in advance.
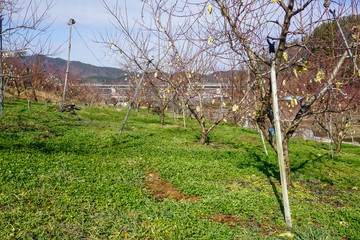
[62,18,75,105]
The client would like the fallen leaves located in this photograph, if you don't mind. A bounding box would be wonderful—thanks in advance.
[278,232,295,238]
[315,69,324,83]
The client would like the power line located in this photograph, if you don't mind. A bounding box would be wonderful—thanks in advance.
[73,24,106,67]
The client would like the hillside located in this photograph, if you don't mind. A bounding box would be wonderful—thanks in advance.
[29,55,127,84]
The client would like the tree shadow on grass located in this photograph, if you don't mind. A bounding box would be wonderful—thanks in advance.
[291,153,330,174]
[234,149,286,218]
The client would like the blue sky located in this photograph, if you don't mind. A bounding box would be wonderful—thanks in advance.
[44,0,143,68]
[43,0,357,69]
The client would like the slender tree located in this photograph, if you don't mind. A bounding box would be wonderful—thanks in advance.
[0,0,54,117]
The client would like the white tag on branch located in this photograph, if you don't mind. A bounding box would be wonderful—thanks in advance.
[208,36,214,45]
[232,104,239,112]
[315,68,324,83]
[297,66,308,72]
[282,52,288,62]
[293,68,298,78]
[207,4,212,14]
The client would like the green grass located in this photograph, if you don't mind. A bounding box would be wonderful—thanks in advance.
[0,99,359,239]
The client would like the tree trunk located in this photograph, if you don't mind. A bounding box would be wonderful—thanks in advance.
[282,139,292,187]
[160,108,165,126]
[335,140,342,153]
[32,88,38,102]
[199,131,208,145]
[147,102,151,114]
[135,101,140,112]
[183,104,186,128]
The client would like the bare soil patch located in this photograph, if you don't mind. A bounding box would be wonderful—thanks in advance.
[145,170,199,202]
[293,179,356,208]
[239,136,257,142]
[208,214,285,235]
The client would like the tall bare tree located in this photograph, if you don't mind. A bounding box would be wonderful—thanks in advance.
[99,0,253,143]
[204,0,360,187]
[0,0,54,117]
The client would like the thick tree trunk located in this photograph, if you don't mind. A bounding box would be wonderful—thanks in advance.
[32,88,38,102]
[335,141,342,153]
[199,131,208,145]
[282,139,292,187]
[135,101,140,112]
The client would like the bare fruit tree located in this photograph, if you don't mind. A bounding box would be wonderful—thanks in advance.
[98,0,359,228]
[0,0,54,117]
[204,0,360,187]
[99,0,253,143]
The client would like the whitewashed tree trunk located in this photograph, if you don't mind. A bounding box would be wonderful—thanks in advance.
[270,53,292,228]
[119,64,148,137]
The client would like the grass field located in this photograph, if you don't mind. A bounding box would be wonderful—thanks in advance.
[0,100,359,239]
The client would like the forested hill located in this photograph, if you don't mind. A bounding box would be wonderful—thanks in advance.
[28,55,127,84]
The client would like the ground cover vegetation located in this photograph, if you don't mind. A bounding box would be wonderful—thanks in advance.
[97,0,360,194]
[0,100,359,239]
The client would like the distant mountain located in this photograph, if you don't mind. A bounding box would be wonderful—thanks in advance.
[29,55,127,84]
